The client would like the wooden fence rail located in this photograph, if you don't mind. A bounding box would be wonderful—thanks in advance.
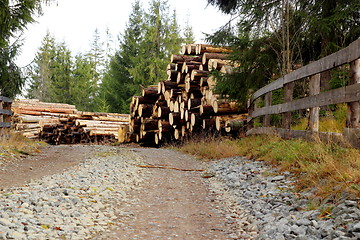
[247,39,360,148]
[0,96,13,128]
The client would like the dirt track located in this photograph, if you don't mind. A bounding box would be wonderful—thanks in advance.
[0,145,241,239]
[0,145,97,189]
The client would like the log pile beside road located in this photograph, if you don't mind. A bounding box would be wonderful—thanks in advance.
[12,99,130,144]
[121,44,248,145]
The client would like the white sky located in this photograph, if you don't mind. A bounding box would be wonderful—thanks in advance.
[16,0,230,67]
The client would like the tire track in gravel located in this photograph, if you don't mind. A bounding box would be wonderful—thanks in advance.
[97,147,240,240]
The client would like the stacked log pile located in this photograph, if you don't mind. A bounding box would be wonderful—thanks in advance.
[12,99,130,144]
[122,44,247,145]
[12,99,77,139]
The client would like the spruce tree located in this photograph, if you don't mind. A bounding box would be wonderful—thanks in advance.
[97,0,144,113]
[49,41,73,104]
[128,0,182,87]
[88,28,105,87]
[27,32,56,101]
[206,0,360,105]
[98,0,187,113]
[71,54,97,111]
[0,0,56,97]
[182,18,195,45]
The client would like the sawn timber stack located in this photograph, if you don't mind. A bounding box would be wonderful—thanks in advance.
[12,99,130,144]
[121,44,247,145]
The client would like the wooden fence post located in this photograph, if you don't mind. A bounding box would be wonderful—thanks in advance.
[263,92,272,127]
[247,103,254,132]
[348,59,360,128]
[0,96,12,128]
[309,74,320,131]
[0,100,3,124]
[282,82,294,130]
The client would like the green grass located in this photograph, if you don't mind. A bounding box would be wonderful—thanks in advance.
[0,129,43,163]
[292,104,347,133]
[178,134,360,203]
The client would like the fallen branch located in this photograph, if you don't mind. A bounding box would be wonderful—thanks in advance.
[135,164,204,172]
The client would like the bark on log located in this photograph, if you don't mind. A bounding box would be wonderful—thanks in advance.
[186,44,197,55]
[169,112,181,126]
[177,72,185,84]
[202,53,229,65]
[181,62,201,73]
[167,70,178,81]
[141,119,158,131]
[126,132,139,143]
[212,101,241,114]
[189,90,203,99]
[190,113,201,127]
[171,55,202,63]
[142,87,159,98]
[167,63,176,70]
[202,117,217,129]
[185,79,201,93]
[136,96,157,107]
[161,81,179,93]
[130,118,141,133]
[208,59,232,71]
[138,104,153,118]
[196,45,232,55]
[188,98,202,109]
[170,89,182,99]
[158,106,170,119]
[158,120,172,132]
[191,70,209,81]
[200,105,215,116]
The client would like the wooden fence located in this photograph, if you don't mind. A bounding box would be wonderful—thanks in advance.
[0,96,13,128]
[247,39,360,148]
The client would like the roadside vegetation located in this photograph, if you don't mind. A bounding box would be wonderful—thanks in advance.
[0,130,43,164]
[178,133,360,204]
[291,104,348,133]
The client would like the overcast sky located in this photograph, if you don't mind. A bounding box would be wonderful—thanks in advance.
[16,0,230,67]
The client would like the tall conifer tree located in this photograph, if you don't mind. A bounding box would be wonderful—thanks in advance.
[97,0,144,113]
[27,32,56,101]
[99,0,184,113]
[0,0,56,97]
[71,54,97,111]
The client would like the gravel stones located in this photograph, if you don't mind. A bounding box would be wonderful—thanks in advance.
[206,156,360,239]
[0,147,358,239]
[0,147,143,239]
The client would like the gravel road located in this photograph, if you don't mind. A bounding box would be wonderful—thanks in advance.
[0,145,359,239]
